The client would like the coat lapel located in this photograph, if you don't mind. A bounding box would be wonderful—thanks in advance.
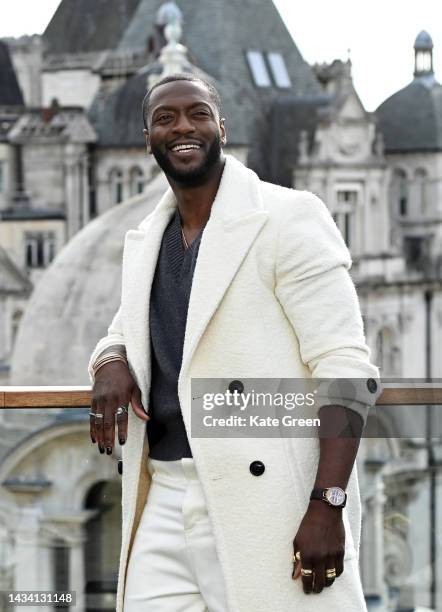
[179,155,269,392]
[121,188,176,399]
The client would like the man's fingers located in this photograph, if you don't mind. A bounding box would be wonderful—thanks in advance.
[313,561,325,594]
[116,401,129,445]
[131,387,150,422]
[325,556,336,587]
[300,556,314,594]
[94,401,105,453]
[292,543,301,580]
[292,562,301,580]
[103,401,116,454]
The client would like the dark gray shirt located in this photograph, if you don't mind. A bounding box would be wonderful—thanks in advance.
[146,207,205,460]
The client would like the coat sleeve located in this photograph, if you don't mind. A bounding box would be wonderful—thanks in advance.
[87,305,125,384]
[274,191,381,424]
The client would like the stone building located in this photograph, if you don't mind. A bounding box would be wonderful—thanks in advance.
[0,1,441,610]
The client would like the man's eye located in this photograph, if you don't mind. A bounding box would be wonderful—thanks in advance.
[195,111,210,116]
[157,114,172,122]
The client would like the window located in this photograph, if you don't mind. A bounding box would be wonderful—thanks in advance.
[0,161,4,193]
[415,168,428,215]
[392,169,408,216]
[246,51,271,87]
[416,50,432,73]
[376,327,398,376]
[129,167,144,196]
[25,232,56,268]
[333,190,358,248]
[109,168,123,205]
[267,52,291,88]
[403,236,430,272]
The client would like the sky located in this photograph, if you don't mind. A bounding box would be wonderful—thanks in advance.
[1,0,441,111]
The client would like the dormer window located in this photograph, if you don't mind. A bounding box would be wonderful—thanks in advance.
[267,52,291,88]
[246,51,272,87]
[246,50,292,89]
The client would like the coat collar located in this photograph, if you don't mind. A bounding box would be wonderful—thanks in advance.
[122,154,269,399]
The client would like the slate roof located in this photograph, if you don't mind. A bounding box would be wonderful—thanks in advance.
[0,41,24,106]
[376,76,442,153]
[42,0,140,55]
[88,64,161,148]
[249,94,331,187]
[88,0,321,148]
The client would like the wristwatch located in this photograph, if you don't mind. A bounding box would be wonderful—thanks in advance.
[310,487,347,508]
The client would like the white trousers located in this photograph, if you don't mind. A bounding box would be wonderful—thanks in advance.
[124,457,230,612]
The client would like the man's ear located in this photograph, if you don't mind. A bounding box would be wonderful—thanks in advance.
[143,128,152,154]
[220,118,227,146]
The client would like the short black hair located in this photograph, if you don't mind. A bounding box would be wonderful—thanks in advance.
[142,73,222,130]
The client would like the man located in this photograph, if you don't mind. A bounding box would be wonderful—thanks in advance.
[88,74,380,612]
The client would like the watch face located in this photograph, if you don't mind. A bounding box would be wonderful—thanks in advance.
[325,487,346,506]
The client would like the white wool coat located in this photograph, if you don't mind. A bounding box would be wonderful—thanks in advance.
[88,154,380,612]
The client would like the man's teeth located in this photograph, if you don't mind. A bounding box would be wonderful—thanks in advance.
[171,144,201,152]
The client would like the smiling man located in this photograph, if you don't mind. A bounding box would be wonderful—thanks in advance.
[88,74,381,612]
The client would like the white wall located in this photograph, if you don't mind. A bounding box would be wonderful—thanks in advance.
[42,70,101,108]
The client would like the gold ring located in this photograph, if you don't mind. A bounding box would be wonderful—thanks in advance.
[294,551,301,562]
[326,569,337,577]
[301,568,313,576]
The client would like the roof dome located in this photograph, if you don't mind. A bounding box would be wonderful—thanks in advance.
[10,173,168,385]
[376,79,442,152]
[376,31,441,153]
[414,30,433,50]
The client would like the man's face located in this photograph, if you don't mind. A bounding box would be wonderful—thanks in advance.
[144,80,226,185]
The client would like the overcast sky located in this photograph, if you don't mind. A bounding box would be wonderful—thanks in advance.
[2,0,441,111]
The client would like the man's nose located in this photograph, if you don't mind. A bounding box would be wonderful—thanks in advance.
[173,112,196,133]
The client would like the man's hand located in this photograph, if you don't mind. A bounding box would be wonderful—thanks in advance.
[292,500,345,594]
[90,361,150,455]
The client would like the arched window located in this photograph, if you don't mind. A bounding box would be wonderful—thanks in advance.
[414,168,428,215]
[392,169,408,217]
[109,168,123,205]
[129,167,144,196]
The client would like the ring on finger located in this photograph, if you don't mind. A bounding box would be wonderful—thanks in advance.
[301,568,313,576]
[92,412,104,419]
[326,569,337,578]
[116,405,128,416]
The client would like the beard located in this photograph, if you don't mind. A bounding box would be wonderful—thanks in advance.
[151,133,222,186]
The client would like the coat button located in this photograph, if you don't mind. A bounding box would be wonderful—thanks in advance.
[367,378,378,393]
[118,460,123,476]
[228,380,244,394]
[249,460,265,476]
